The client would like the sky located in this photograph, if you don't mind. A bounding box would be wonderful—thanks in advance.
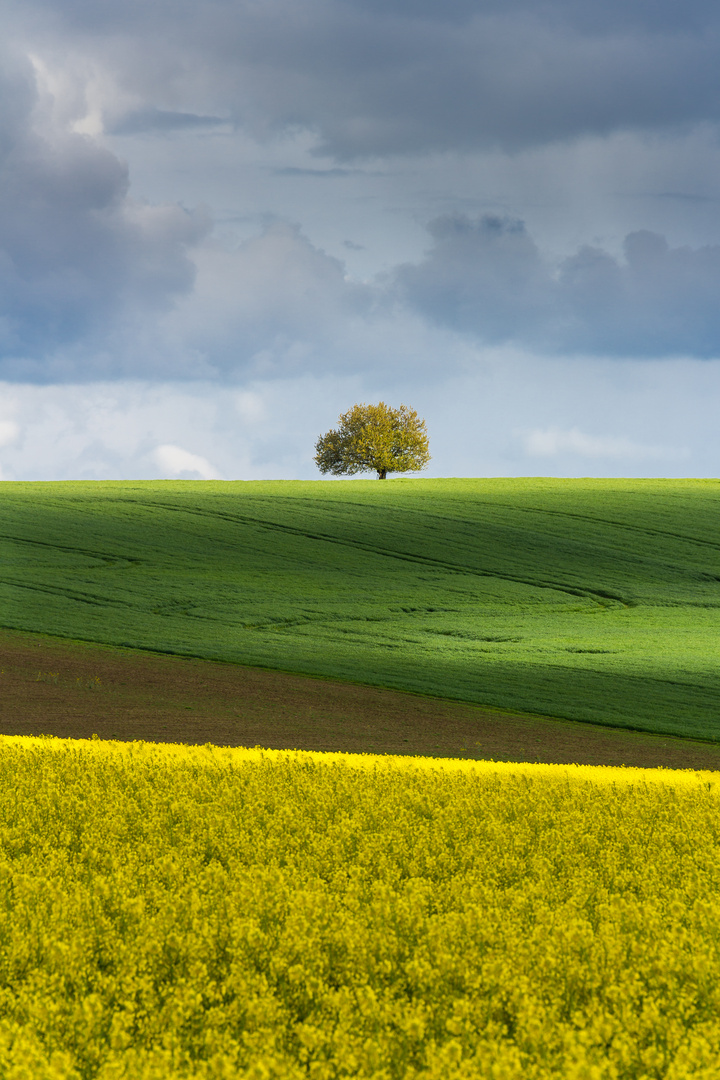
[2,0,720,481]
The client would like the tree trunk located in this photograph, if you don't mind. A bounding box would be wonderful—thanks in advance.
[377,468,387,479]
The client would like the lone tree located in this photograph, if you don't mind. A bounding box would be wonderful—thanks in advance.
[314,402,430,480]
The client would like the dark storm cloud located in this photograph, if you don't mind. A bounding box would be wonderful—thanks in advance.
[560,231,720,356]
[272,167,357,178]
[108,108,229,136]
[0,52,209,376]
[8,0,720,158]
[395,215,553,341]
[4,0,720,381]
[396,214,720,358]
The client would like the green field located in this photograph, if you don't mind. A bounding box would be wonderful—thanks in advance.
[3,477,720,740]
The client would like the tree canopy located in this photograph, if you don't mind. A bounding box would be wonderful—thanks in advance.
[314,402,431,479]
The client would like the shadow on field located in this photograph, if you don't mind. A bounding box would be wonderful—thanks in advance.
[2,628,720,770]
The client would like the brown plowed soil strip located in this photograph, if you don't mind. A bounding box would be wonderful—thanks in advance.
[2,628,720,770]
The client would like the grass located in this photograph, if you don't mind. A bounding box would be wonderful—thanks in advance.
[2,476,720,740]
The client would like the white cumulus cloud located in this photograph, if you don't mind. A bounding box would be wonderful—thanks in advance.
[522,426,688,461]
[153,443,221,480]
[0,419,19,447]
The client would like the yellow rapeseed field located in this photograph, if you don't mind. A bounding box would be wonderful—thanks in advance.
[0,737,719,1079]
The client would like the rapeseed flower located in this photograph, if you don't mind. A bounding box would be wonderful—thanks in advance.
[0,736,717,1077]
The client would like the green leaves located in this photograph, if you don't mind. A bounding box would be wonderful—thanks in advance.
[314,402,431,478]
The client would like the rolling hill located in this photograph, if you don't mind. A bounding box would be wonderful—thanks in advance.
[3,476,720,740]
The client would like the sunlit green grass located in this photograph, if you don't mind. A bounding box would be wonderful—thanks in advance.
[3,477,720,739]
